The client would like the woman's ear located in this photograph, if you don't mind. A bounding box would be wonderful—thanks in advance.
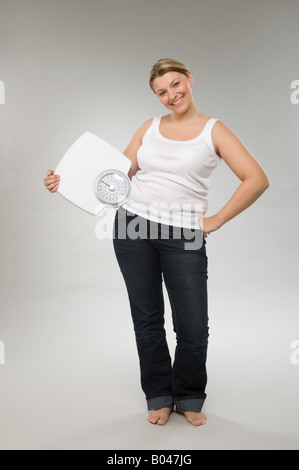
[187,71,194,87]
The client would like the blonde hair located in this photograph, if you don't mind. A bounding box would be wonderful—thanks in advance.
[149,58,190,93]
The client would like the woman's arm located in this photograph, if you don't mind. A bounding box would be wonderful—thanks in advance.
[123,118,153,179]
[200,121,269,237]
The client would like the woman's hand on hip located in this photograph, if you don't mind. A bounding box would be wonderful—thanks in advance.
[198,214,223,238]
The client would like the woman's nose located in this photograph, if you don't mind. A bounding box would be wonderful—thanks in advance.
[168,92,177,103]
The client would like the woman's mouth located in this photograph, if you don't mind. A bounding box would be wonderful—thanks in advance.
[171,96,184,107]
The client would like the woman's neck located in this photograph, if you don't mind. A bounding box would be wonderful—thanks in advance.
[170,101,202,123]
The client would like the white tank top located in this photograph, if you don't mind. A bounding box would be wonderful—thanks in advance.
[123,116,222,229]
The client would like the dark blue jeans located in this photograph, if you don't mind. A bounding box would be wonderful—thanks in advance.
[113,207,208,412]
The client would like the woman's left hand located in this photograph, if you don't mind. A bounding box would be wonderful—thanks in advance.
[198,214,223,238]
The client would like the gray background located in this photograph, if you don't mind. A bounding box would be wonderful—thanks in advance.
[0,0,298,450]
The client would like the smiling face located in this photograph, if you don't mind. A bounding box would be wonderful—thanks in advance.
[152,71,194,113]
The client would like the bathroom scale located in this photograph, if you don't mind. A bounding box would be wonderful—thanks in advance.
[54,132,132,216]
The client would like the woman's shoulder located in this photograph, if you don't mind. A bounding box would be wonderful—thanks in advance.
[142,117,155,128]
[134,117,156,140]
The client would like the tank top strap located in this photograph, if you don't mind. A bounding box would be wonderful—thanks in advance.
[141,117,159,143]
[152,116,161,129]
[203,118,219,136]
[202,118,221,163]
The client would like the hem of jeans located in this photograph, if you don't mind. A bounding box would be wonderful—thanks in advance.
[174,396,206,413]
[147,395,174,411]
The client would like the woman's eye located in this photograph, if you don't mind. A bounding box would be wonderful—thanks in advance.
[159,83,179,96]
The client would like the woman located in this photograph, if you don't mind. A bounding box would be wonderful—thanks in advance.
[44,58,269,427]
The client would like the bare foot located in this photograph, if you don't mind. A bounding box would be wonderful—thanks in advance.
[148,407,173,425]
[178,410,207,426]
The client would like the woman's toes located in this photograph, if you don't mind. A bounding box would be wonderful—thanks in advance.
[182,411,207,426]
[157,417,166,425]
[148,408,172,425]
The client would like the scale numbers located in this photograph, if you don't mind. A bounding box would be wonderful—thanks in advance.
[94,169,130,207]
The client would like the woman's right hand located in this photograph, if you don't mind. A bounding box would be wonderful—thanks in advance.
[44,169,60,193]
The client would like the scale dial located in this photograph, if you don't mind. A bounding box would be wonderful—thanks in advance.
[94,169,130,207]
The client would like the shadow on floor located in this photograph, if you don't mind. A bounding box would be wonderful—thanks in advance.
[50,410,299,450]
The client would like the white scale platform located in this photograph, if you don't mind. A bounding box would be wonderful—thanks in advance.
[54,132,132,215]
